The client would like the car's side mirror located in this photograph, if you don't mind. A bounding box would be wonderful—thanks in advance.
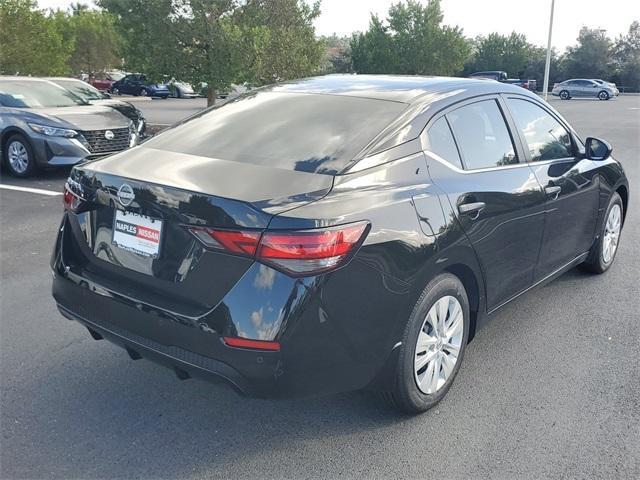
[585,137,612,161]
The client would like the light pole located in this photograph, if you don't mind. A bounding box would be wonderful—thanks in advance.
[542,0,556,100]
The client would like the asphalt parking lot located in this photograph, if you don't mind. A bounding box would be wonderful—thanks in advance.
[1,96,639,479]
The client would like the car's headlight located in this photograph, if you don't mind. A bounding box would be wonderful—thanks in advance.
[28,123,78,138]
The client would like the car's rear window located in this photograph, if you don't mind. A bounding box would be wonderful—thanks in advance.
[145,92,407,174]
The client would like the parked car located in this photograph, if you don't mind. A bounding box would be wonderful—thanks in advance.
[552,79,618,100]
[110,74,170,98]
[168,80,198,98]
[89,71,125,92]
[52,75,628,413]
[0,77,137,177]
[469,71,537,91]
[46,77,146,137]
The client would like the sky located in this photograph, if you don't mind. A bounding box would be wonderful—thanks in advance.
[38,0,640,52]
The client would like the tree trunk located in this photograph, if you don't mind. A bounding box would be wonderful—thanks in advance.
[207,86,216,107]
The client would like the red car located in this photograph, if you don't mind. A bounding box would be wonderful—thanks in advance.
[89,72,125,92]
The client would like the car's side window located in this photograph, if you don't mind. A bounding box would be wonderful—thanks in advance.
[425,116,463,169]
[506,98,574,161]
[446,99,518,169]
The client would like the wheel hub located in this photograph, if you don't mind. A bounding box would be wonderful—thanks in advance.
[414,295,464,395]
[7,141,29,174]
[602,204,621,263]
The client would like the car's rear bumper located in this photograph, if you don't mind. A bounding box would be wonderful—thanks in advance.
[56,303,258,395]
[51,214,411,398]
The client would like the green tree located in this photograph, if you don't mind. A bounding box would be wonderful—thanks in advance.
[55,8,121,74]
[351,0,470,76]
[612,21,640,91]
[319,34,352,73]
[237,0,323,84]
[351,15,396,74]
[98,0,177,82]
[101,0,322,106]
[464,32,534,77]
[0,0,71,75]
[521,46,562,90]
[560,27,612,79]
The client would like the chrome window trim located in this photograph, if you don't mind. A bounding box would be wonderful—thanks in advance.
[424,149,532,174]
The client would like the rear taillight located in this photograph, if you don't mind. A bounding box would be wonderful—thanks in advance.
[189,228,261,256]
[258,223,368,275]
[63,183,82,211]
[188,222,369,276]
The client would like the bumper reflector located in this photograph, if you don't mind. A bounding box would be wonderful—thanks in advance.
[223,337,281,351]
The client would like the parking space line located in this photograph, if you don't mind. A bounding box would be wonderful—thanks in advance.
[0,184,62,196]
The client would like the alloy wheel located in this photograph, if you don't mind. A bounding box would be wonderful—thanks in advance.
[598,91,609,100]
[560,90,569,100]
[602,204,621,263]
[7,140,29,174]
[414,295,464,394]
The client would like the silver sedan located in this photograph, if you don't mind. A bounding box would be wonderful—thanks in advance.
[0,77,137,177]
[552,78,618,100]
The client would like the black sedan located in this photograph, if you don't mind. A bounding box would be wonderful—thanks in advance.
[52,75,629,413]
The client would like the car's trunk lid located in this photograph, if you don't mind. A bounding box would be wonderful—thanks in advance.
[62,147,332,317]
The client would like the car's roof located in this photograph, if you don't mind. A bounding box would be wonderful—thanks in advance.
[268,74,524,103]
[0,76,51,82]
[44,77,84,82]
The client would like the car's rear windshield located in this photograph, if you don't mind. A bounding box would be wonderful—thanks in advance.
[0,80,87,108]
[145,92,407,174]
[51,79,103,101]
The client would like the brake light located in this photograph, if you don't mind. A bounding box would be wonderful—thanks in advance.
[190,228,260,256]
[223,337,280,351]
[258,223,368,275]
[188,222,369,276]
[63,183,82,211]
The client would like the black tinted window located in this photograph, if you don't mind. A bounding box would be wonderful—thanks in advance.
[507,99,574,161]
[426,117,462,168]
[145,92,406,174]
[447,100,517,169]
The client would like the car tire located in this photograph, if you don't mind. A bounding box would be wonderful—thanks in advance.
[111,87,120,95]
[581,192,623,274]
[383,272,470,414]
[3,134,38,177]
[598,90,610,101]
[139,88,148,97]
[560,90,570,100]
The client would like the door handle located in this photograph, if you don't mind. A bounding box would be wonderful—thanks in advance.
[458,202,486,218]
[545,186,561,199]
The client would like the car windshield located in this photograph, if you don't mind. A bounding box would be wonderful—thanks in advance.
[0,80,88,108]
[145,91,407,175]
[51,79,104,101]
[108,72,125,81]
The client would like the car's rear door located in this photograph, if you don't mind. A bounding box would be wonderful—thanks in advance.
[567,80,582,97]
[423,96,546,311]
[503,95,599,279]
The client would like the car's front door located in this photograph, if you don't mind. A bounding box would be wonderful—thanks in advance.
[424,96,546,311]
[122,75,140,94]
[504,96,599,279]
